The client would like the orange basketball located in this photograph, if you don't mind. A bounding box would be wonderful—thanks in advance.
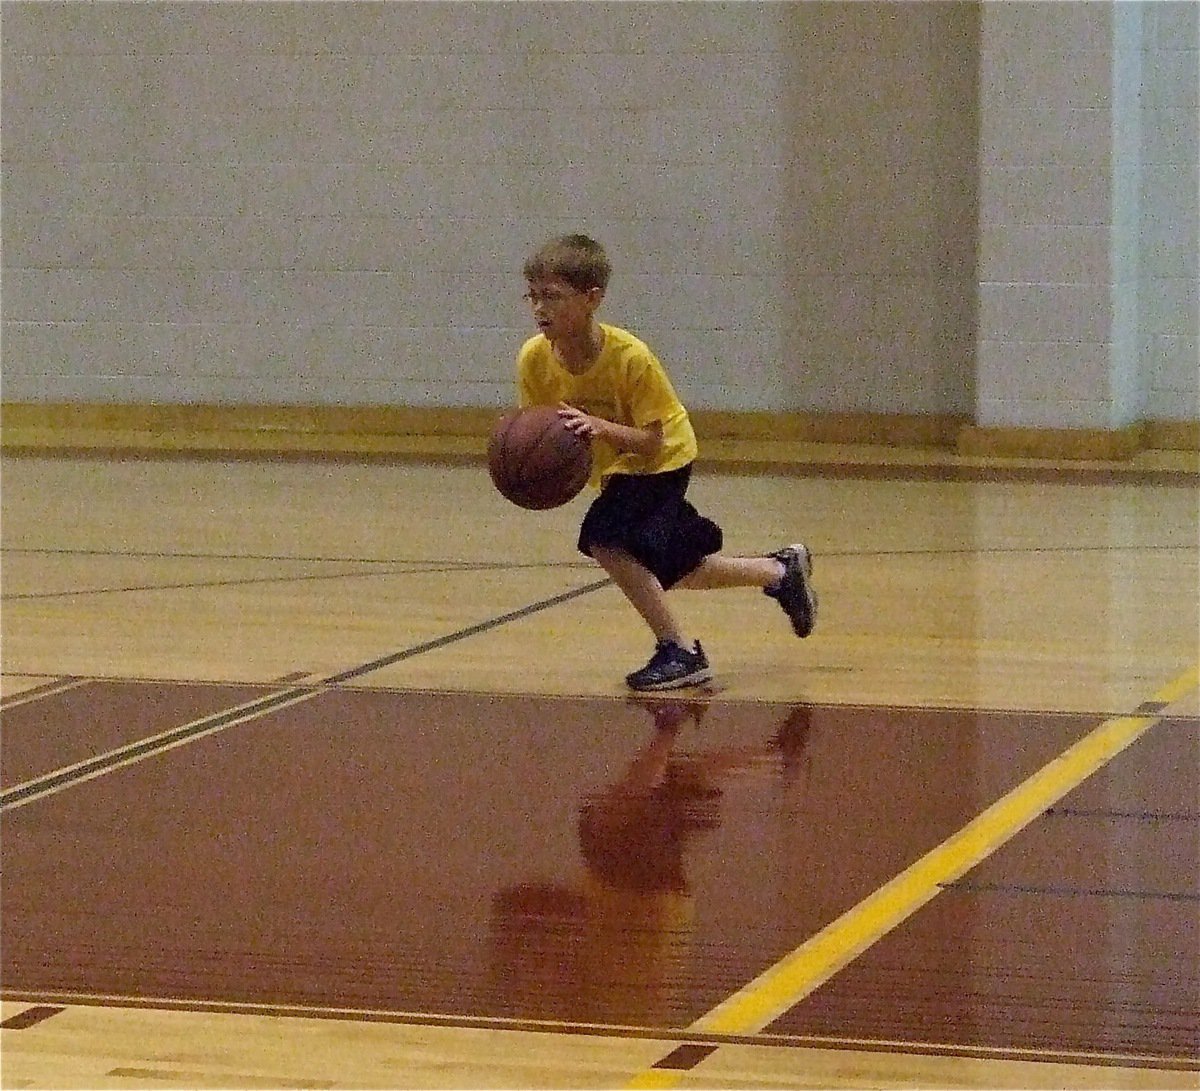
[487,406,592,510]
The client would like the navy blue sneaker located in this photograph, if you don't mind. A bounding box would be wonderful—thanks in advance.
[625,640,712,691]
[764,543,818,637]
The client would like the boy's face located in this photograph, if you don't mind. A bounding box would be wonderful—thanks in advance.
[524,276,602,341]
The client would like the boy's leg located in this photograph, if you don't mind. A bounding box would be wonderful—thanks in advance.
[674,554,783,590]
[677,548,818,638]
[578,470,718,690]
[590,545,683,644]
[591,544,712,691]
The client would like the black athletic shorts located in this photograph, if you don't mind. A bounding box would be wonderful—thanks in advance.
[577,464,723,590]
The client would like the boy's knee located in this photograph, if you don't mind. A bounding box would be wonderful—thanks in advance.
[591,544,632,567]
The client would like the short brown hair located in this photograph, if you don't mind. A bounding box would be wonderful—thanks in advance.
[523,234,611,292]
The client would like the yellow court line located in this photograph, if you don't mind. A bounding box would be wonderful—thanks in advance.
[626,665,1199,1089]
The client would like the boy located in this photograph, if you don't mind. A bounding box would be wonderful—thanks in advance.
[516,234,817,691]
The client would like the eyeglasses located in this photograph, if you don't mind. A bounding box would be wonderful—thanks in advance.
[523,288,582,307]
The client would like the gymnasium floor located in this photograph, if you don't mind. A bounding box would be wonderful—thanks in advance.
[1,451,1197,1089]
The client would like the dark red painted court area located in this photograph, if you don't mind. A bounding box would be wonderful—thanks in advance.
[2,681,1197,1062]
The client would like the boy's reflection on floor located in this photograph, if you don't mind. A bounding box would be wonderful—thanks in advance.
[491,700,813,1025]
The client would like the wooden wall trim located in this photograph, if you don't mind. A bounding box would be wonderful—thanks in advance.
[955,423,1147,461]
[2,403,1196,463]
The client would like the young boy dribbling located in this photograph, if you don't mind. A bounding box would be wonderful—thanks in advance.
[515,234,817,691]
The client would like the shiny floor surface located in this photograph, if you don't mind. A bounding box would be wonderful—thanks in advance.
[1,454,1197,1089]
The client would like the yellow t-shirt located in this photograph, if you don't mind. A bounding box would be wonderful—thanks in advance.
[516,323,698,487]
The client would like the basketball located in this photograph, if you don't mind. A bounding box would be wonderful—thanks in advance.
[487,406,592,510]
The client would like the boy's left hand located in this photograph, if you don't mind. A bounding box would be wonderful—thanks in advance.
[557,403,600,438]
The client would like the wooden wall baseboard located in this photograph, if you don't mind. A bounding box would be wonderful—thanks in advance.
[1144,419,1200,452]
[689,410,968,448]
[0,402,499,438]
[955,423,1147,461]
[1,403,1196,463]
[0,403,971,456]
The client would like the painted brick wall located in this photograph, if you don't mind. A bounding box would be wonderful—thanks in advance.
[976,0,1198,431]
[1139,2,1199,422]
[977,0,1127,430]
[2,0,979,414]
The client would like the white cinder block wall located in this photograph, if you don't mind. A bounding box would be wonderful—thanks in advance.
[976,0,1198,431]
[1140,2,1199,422]
[2,0,977,414]
[2,1,1194,429]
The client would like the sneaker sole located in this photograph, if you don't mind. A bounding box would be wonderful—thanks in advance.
[626,666,713,692]
[770,543,818,638]
[790,554,816,637]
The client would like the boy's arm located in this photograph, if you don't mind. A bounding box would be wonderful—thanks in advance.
[558,404,664,457]
[516,360,536,409]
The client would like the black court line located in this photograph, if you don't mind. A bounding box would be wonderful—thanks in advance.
[104,1068,332,1089]
[1045,807,1199,821]
[318,577,608,684]
[0,1006,65,1030]
[5,542,1191,603]
[0,577,611,813]
[1133,700,1170,715]
[1,564,492,602]
[0,676,85,708]
[4,543,1192,564]
[941,880,1200,902]
[4,989,1196,1072]
[2,545,599,567]
[651,1043,719,1071]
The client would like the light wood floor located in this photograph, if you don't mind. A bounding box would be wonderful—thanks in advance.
[3,998,1196,1091]
[2,452,1197,1090]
